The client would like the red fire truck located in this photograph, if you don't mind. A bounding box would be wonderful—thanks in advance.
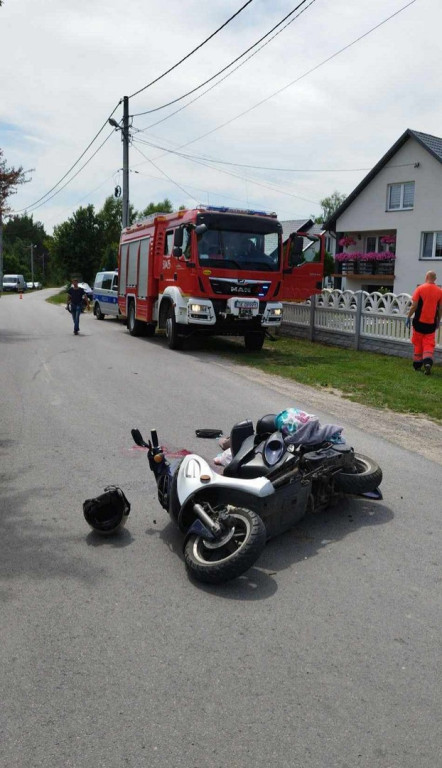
[117,205,324,351]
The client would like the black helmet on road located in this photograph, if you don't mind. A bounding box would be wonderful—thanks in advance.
[83,486,130,534]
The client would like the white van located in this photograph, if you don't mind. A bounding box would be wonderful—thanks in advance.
[3,274,27,292]
[93,270,121,319]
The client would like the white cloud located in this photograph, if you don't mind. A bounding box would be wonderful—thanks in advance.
[1,0,440,232]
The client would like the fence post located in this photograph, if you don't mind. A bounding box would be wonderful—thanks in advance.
[309,294,315,341]
[354,291,362,350]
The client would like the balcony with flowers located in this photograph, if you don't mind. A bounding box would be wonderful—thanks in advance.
[335,235,396,277]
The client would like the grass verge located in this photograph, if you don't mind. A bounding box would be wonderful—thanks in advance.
[202,335,442,423]
[46,290,68,306]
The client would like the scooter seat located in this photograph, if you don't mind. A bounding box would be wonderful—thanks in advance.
[224,434,259,478]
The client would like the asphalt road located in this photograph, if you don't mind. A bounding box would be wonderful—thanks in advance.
[1,289,441,768]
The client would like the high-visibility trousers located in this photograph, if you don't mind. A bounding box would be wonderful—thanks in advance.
[411,329,436,362]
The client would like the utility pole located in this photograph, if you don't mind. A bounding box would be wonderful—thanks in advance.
[122,96,130,230]
[109,96,130,230]
[30,243,36,286]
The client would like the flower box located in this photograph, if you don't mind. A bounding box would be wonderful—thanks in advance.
[340,260,356,274]
[336,251,396,276]
[357,262,375,275]
[375,260,395,275]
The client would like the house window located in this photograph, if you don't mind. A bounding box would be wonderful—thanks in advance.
[387,181,414,211]
[421,232,442,259]
[366,236,377,252]
[365,236,395,254]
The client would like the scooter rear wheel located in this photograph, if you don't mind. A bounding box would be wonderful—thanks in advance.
[334,453,382,494]
[184,507,266,584]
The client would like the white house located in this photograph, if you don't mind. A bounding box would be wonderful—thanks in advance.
[325,129,442,294]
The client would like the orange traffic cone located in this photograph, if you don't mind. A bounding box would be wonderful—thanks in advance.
[19,292,23,299]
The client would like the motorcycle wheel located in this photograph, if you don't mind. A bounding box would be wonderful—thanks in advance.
[184,507,266,584]
[334,453,382,494]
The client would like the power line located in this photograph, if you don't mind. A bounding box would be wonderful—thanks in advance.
[12,101,121,214]
[11,0,418,222]
[138,0,418,151]
[132,0,314,117]
[132,136,319,205]
[18,131,115,215]
[40,171,120,228]
[129,163,312,216]
[129,0,255,100]
[131,143,199,204]
[128,134,417,174]
[13,3,257,216]
[134,0,315,131]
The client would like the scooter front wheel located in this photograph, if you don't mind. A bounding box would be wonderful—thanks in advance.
[184,507,266,584]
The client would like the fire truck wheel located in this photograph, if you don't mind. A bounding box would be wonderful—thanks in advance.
[165,306,183,350]
[244,331,265,352]
[127,301,143,337]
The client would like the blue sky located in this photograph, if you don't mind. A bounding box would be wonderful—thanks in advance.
[1,0,440,233]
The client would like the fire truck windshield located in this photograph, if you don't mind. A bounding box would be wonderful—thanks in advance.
[196,227,280,272]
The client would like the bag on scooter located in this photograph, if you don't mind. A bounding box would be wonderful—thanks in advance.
[83,485,130,534]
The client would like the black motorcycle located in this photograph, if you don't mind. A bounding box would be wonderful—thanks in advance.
[131,414,382,585]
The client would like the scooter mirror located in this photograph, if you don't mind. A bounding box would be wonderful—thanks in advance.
[131,428,146,447]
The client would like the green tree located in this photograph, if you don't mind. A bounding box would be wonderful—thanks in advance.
[3,214,48,282]
[138,198,173,218]
[0,149,29,289]
[313,191,347,225]
[51,205,104,284]
[96,197,122,271]
[97,197,123,245]
[96,196,141,270]
[5,213,46,245]
[323,250,335,277]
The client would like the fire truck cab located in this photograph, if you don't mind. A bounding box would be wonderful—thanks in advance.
[118,205,323,351]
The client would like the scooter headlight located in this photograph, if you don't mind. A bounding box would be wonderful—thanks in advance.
[263,432,285,466]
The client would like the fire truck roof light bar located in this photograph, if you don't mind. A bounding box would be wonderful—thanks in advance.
[197,204,277,218]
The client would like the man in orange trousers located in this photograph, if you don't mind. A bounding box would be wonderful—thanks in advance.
[406,271,442,375]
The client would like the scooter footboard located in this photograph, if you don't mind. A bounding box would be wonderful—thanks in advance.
[254,478,312,540]
[179,478,311,540]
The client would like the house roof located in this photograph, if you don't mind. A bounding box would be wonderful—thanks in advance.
[280,218,313,241]
[324,128,442,231]
[280,219,323,252]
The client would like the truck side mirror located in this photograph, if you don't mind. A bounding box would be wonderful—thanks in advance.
[173,246,183,258]
[174,228,184,248]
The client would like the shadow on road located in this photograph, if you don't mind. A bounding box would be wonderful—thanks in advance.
[0,486,108,601]
[261,496,393,573]
[85,528,134,548]
[149,497,393,600]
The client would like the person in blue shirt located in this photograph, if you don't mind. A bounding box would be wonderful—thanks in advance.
[67,278,89,335]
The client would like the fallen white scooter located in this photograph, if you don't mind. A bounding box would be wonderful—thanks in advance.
[131,415,382,585]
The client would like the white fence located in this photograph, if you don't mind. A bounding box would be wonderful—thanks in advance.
[281,290,442,361]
